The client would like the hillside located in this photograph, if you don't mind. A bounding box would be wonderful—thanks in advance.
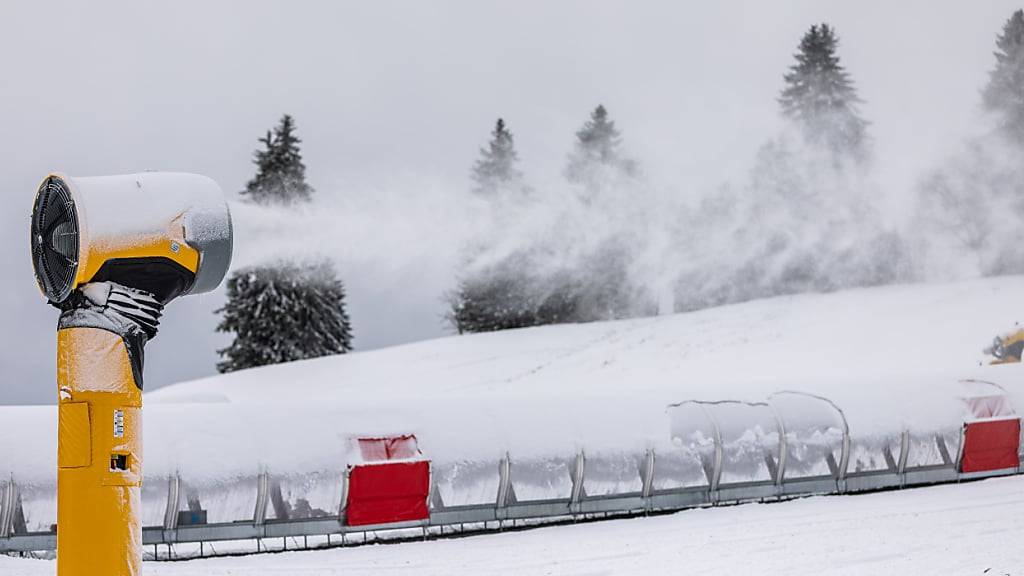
[3,276,1024,487]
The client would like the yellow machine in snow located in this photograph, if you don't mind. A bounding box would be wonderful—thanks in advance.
[984,326,1024,365]
[30,173,232,576]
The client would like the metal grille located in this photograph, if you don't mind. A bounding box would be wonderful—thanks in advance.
[31,175,79,303]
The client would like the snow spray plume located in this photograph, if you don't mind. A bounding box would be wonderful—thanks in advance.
[226,133,918,339]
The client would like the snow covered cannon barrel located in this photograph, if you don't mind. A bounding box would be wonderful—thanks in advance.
[30,173,232,576]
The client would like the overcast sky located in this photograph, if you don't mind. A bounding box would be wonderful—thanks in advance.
[0,1,1017,404]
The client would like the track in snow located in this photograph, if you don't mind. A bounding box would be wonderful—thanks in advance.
[4,475,1023,575]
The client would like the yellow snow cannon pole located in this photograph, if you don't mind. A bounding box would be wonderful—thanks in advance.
[30,173,232,576]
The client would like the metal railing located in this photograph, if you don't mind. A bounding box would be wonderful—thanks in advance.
[2,397,1021,557]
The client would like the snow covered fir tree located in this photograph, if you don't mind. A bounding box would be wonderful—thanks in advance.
[217,114,354,371]
[470,118,525,196]
[778,23,868,159]
[450,118,548,333]
[983,9,1024,143]
[559,105,653,322]
[676,23,908,311]
[564,104,638,189]
[215,261,353,373]
[452,108,653,334]
[915,9,1024,277]
[242,114,315,205]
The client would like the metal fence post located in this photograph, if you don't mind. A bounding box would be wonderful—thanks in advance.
[640,449,655,501]
[769,406,788,490]
[838,418,851,489]
[338,469,350,524]
[254,472,269,526]
[767,391,851,490]
[702,405,723,498]
[163,474,180,532]
[496,453,512,509]
[570,450,586,512]
[0,479,15,538]
[898,430,910,486]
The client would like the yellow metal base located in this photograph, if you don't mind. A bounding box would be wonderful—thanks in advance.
[57,327,142,576]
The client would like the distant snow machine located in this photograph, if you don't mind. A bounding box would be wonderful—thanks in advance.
[984,326,1024,364]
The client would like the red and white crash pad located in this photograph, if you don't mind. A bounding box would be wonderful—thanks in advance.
[345,435,430,526]
[959,380,1021,473]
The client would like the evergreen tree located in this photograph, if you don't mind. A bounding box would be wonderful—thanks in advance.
[779,24,868,157]
[449,253,579,333]
[472,118,524,195]
[915,11,1024,277]
[242,114,315,205]
[215,261,353,373]
[221,114,354,370]
[983,9,1024,142]
[565,105,638,186]
[451,119,546,334]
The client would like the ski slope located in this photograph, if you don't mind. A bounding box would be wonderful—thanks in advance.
[3,275,1024,567]
[5,276,1024,488]
[4,474,1024,575]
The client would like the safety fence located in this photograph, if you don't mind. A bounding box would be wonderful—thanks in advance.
[1,388,1022,557]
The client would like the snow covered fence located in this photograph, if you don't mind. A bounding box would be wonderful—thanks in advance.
[1,382,1021,555]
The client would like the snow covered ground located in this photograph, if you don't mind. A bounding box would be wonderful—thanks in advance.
[4,474,1024,575]
[3,277,1024,570]
[5,275,1024,489]
[3,276,1024,532]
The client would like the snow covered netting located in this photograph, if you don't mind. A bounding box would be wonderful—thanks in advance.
[902,379,1018,470]
[0,407,55,533]
[847,431,903,474]
[178,474,260,524]
[707,401,781,485]
[17,481,55,533]
[959,379,1015,419]
[662,402,716,490]
[432,458,501,508]
[582,450,645,497]
[820,374,961,474]
[508,454,575,502]
[769,392,846,479]
[906,429,958,469]
[268,470,343,520]
[0,406,54,486]
[140,476,172,527]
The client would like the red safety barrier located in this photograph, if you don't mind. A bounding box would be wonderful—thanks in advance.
[961,418,1021,473]
[346,460,430,526]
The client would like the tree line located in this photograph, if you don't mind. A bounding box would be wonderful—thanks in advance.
[216,11,1024,371]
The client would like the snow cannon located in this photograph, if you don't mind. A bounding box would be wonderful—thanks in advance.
[30,172,232,576]
[984,326,1024,365]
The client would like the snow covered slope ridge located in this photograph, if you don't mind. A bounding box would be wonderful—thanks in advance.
[3,276,1024,484]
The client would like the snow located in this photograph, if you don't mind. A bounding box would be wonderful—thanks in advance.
[4,474,1024,575]
[2,276,1024,528]
[66,172,226,239]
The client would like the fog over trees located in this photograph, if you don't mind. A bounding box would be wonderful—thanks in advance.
[916,9,1024,279]
[229,11,1024,350]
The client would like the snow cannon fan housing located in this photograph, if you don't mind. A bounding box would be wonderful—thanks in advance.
[31,172,233,305]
